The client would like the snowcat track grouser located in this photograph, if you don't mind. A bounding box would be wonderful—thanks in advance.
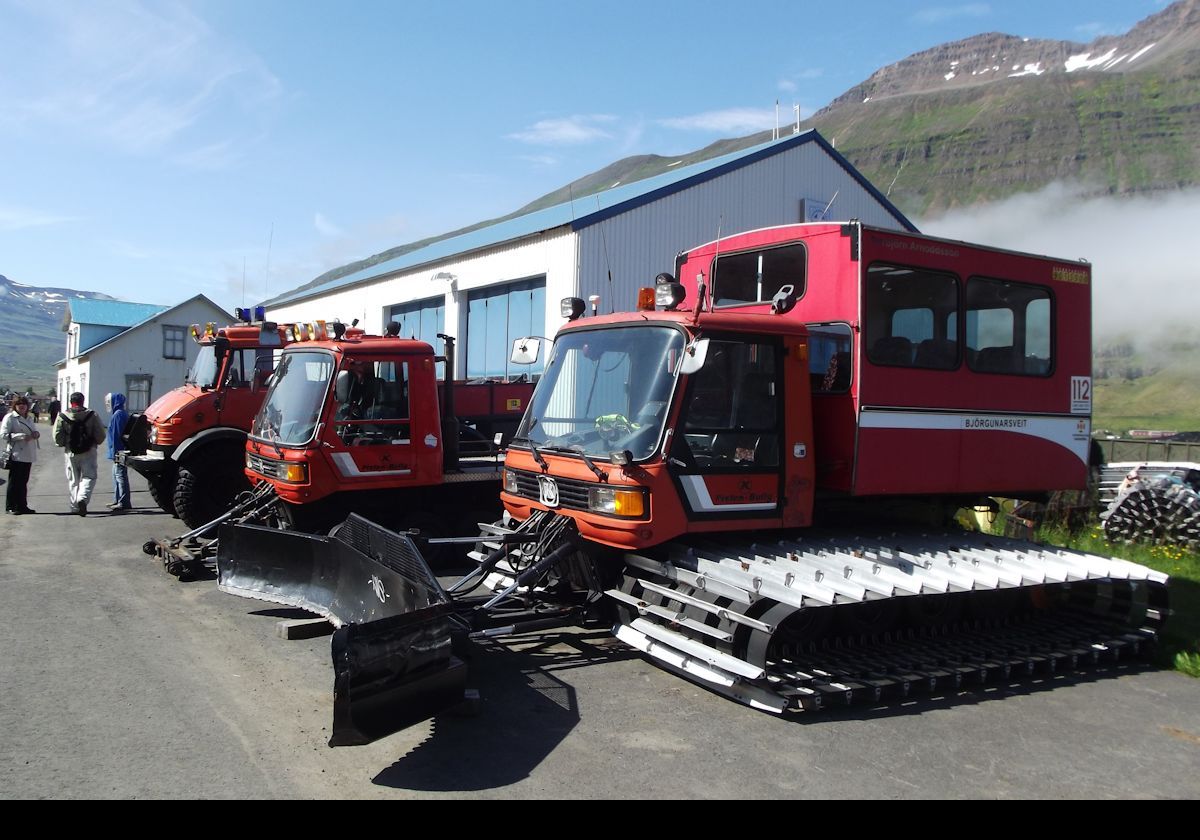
[218,509,1167,745]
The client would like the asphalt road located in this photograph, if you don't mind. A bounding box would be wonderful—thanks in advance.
[2,427,1198,799]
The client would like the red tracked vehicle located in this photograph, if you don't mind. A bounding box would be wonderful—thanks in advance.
[218,222,1167,746]
[240,322,533,537]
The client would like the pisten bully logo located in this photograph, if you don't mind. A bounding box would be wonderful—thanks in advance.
[538,475,560,507]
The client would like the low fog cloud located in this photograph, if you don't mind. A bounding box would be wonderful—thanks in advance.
[918,183,1200,342]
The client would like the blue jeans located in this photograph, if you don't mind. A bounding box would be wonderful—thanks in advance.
[112,461,131,508]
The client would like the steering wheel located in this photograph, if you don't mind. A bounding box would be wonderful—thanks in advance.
[595,413,633,444]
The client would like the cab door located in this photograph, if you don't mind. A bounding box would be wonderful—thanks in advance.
[668,337,785,520]
[325,358,423,489]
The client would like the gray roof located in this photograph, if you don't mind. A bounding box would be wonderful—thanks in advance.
[266,130,916,308]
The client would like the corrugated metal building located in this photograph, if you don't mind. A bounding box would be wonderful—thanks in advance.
[265,130,914,379]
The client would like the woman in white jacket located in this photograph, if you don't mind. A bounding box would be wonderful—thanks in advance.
[2,395,40,514]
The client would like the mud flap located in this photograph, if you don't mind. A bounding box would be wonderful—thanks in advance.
[217,513,468,746]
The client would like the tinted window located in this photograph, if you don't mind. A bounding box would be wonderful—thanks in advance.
[809,323,853,393]
[713,244,806,307]
[965,277,1053,376]
[865,264,959,369]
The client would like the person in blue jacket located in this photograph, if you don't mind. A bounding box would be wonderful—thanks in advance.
[106,392,131,511]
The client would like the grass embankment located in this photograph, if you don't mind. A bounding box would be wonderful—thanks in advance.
[1035,522,1200,677]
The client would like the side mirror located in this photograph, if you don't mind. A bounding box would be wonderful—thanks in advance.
[679,338,710,375]
[510,337,541,366]
[334,370,354,403]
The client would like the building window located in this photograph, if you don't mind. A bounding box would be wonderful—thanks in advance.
[389,297,446,376]
[126,375,153,412]
[163,325,186,359]
[466,277,545,379]
[389,297,445,345]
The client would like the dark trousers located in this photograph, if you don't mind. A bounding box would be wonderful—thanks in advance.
[6,459,32,512]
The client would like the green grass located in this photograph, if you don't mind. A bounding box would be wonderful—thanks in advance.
[1034,521,1200,676]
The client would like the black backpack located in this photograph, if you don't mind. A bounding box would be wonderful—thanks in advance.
[66,412,94,455]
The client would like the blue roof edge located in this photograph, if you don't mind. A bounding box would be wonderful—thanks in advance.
[570,130,917,233]
[268,130,916,308]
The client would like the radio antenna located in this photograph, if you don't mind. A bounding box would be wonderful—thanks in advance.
[596,196,614,313]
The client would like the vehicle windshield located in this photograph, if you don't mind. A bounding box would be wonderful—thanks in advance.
[251,350,335,446]
[514,325,686,461]
[185,344,219,388]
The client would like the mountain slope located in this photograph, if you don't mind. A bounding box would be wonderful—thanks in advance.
[290,1,1200,296]
[0,274,116,393]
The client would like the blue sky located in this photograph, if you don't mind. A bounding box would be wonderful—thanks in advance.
[0,0,1172,308]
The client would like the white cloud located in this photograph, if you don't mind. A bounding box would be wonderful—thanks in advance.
[918,183,1200,339]
[658,107,779,134]
[518,154,561,167]
[0,1,282,162]
[778,79,798,93]
[913,4,991,25]
[0,204,79,231]
[507,115,616,145]
[314,213,343,238]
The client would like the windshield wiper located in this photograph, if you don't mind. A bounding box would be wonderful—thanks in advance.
[571,446,606,482]
[260,416,285,459]
[512,419,549,472]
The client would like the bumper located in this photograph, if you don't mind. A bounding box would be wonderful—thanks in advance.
[118,449,173,474]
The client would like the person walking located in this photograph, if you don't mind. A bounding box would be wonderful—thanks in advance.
[105,392,132,511]
[53,392,106,516]
[48,397,61,427]
[2,395,40,514]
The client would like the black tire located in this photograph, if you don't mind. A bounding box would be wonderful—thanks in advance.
[172,442,252,530]
[146,465,178,516]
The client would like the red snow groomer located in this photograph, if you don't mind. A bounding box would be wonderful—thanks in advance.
[218,222,1168,746]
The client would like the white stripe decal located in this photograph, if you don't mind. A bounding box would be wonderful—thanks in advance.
[859,409,1091,465]
[680,475,777,512]
[331,452,413,478]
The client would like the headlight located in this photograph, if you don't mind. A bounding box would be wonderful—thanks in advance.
[149,425,158,444]
[503,469,519,494]
[587,486,647,518]
[283,462,308,483]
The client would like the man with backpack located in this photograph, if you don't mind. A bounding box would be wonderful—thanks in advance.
[53,392,106,516]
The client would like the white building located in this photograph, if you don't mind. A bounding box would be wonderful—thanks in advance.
[264,130,915,379]
[58,295,230,421]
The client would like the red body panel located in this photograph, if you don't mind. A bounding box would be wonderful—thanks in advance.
[676,222,1093,499]
[247,335,534,506]
[143,325,291,450]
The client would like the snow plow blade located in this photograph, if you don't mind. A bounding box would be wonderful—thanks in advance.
[217,514,467,746]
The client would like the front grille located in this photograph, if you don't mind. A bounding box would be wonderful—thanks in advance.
[247,452,286,480]
[508,469,592,512]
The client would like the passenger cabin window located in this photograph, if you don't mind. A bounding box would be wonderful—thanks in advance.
[679,341,779,468]
[964,277,1053,376]
[808,323,853,393]
[865,264,959,369]
[712,244,806,307]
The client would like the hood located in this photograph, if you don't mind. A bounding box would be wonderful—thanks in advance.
[106,392,127,413]
[143,384,212,423]
[63,405,94,420]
